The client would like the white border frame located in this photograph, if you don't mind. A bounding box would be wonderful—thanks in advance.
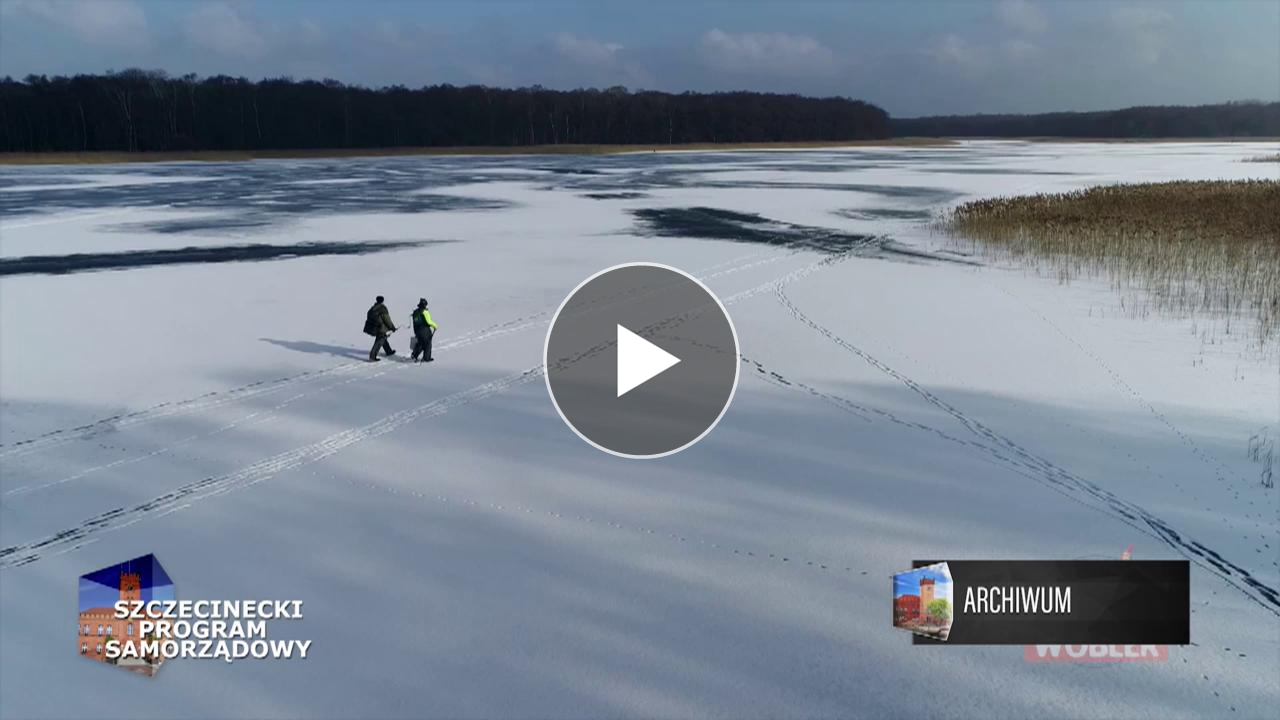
[543,262,741,460]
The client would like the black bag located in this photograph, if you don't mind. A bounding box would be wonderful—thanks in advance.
[363,306,381,336]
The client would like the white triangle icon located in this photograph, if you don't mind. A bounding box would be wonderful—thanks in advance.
[617,324,681,397]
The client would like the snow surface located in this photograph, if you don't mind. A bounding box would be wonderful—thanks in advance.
[0,141,1277,719]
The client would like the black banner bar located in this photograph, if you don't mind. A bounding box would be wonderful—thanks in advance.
[907,560,1189,645]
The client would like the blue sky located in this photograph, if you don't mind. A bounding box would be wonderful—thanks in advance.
[1,1,1276,116]
[78,554,174,613]
[894,565,951,599]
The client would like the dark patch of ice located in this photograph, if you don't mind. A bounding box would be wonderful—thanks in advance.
[926,167,1076,175]
[631,207,880,254]
[582,191,650,200]
[698,180,962,202]
[0,175,97,190]
[0,162,511,231]
[110,215,277,235]
[835,208,935,221]
[0,240,448,276]
[537,166,603,175]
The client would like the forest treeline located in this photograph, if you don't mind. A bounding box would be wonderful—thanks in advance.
[2,72,1275,154]
[0,71,890,152]
[892,102,1280,138]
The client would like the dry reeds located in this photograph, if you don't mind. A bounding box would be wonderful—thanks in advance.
[1243,153,1280,163]
[942,180,1280,348]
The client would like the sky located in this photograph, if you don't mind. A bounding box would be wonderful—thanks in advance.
[894,565,952,601]
[1,0,1276,117]
[79,554,174,612]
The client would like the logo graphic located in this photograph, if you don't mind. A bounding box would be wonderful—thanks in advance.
[892,562,954,641]
[77,554,173,676]
[1022,545,1169,662]
[1023,643,1170,662]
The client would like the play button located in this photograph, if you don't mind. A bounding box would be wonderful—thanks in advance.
[617,324,680,397]
[544,263,740,458]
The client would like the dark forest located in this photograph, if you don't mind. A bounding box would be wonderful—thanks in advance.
[1,71,1275,154]
[0,71,890,153]
[893,101,1280,138]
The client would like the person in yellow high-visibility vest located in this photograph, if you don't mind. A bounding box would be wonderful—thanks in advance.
[410,298,439,363]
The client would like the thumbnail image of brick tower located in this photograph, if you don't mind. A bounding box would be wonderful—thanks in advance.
[892,563,953,641]
[920,577,936,613]
[78,571,139,662]
[77,564,167,676]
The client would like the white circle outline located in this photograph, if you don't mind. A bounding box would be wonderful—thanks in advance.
[542,261,741,460]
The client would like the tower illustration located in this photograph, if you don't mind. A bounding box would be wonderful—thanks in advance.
[920,577,935,609]
[119,573,141,604]
[78,554,173,676]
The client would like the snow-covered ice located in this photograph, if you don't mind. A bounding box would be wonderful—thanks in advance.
[0,141,1277,719]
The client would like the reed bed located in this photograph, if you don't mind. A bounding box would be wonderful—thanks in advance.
[942,180,1280,348]
[1242,153,1280,163]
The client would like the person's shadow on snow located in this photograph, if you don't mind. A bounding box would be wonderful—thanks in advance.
[259,338,367,360]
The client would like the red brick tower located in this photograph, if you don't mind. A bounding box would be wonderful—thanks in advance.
[119,572,141,603]
[920,577,935,609]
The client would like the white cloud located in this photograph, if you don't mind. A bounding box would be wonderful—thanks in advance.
[997,0,1048,35]
[5,0,148,46]
[697,29,836,76]
[1109,5,1174,64]
[1003,39,1040,60]
[1109,5,1174,28]
[931,34,987,74]
[553,33,623,66]
[358,18,438,58]
[296,19,327,49]
[933,17,1041,76]
[369,19,404,48]
[183,2,266,59]
[548,33,651,88]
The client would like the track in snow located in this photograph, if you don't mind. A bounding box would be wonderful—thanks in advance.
[0,368,542,569]
[773,284,1280,615]
[0,248,786,463]
[0,251,832,569]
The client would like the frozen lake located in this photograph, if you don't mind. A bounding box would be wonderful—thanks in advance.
[1,141,1277,718]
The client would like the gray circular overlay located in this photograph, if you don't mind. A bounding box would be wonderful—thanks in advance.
[544,263,740,459]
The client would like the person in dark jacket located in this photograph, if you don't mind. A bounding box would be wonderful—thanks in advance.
[364,295,397,361]
[409,298,439,363]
